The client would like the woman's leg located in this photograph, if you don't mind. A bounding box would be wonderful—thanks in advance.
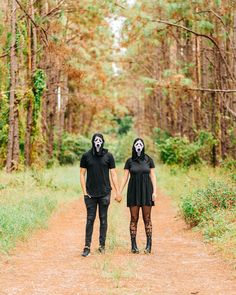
[129,206,140,238]
[142,206,152,253]
[129,206,140,253]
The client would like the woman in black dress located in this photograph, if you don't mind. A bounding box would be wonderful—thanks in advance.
[120,138,157,254]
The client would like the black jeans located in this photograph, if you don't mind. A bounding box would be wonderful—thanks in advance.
[84,194,110,248]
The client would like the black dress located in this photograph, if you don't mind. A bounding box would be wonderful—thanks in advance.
[124,155,155,207]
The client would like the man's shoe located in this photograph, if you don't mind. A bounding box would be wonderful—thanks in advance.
[81,246,90,257]
[98,245,105,254]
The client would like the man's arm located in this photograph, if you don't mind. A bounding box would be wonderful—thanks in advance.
[80,167,87,195]
[110,168,121,202]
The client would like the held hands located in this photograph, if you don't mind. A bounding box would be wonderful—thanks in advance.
[115,192,122,203]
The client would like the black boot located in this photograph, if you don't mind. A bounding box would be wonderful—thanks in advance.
[131,237,139,254]
[144,236,152,254]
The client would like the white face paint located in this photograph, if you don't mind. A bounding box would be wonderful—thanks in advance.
[134,140,144,157]
[94,136,103,152]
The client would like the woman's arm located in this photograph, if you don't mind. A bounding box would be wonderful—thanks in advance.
[150,168,157,201]
[110,168,121,202]
[120,169,130,194]
[80,168,87,195]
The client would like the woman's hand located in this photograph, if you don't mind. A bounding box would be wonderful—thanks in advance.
[115,193,122,203]
[152,192,157,202]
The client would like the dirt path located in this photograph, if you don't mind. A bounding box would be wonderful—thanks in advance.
[0,191,235,295]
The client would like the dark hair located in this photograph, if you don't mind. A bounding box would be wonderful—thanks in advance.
[132,138,145,161]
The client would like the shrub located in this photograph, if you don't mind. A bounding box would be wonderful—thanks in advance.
[106,131,136,163]
[58,133,91,165]
[157,136,201,167]
[155,129,217,167]
[180,180,236,231]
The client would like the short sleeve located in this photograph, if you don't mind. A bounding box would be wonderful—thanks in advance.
[124,158,131,170]
[80,154,87,168]
[108,153,116,169]
[149,157,155,168]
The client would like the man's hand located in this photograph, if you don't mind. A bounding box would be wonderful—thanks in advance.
[115,193,122,203]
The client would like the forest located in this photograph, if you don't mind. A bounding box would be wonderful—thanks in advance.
[0,1,236,293]
[0,0,236,171]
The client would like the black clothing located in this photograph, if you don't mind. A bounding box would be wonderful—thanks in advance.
[80,150,115,198]
[84,194,111,247]
[124,155,155,207]
[131,237,139,254]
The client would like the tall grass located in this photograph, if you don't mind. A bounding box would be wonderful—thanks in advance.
[0,166,81,253]
[157,164,236,267]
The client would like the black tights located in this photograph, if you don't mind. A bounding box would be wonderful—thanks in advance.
[129,206,152,239]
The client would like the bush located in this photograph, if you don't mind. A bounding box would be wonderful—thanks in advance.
[106,131,136,163]
[180,180,236,231]
[155,129,217,168]
[58,133,91,165]
[157,136,201,167]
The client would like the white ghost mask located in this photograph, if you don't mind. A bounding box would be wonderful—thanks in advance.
[134,140,144,157]
[94,136,104,153]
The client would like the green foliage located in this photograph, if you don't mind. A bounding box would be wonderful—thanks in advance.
[106,131,136,163]
[0,95,9,167]
[0,197,56,253]
[154,128,171,144]
[33,69,46,128]
[156,135,202,167]
[58,133,91,165]
[155,129,217,167]
[198,20,214,33]
[221,158,236,182]
[113,115,133,135]
[0,165,82,252]
[180,180,236,231]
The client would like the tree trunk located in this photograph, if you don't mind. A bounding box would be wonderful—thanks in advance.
[6,0,19,172]
[25,0,37,166]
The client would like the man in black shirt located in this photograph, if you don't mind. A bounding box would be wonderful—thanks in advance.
[80,133,120,257]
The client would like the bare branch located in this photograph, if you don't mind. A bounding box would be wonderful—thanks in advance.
[154,84,236,93]
[150,19,235,81]
[15,0,48,45]
[226,104,236,118]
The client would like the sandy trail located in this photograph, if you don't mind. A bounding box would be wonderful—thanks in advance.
[0,191,235,295]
